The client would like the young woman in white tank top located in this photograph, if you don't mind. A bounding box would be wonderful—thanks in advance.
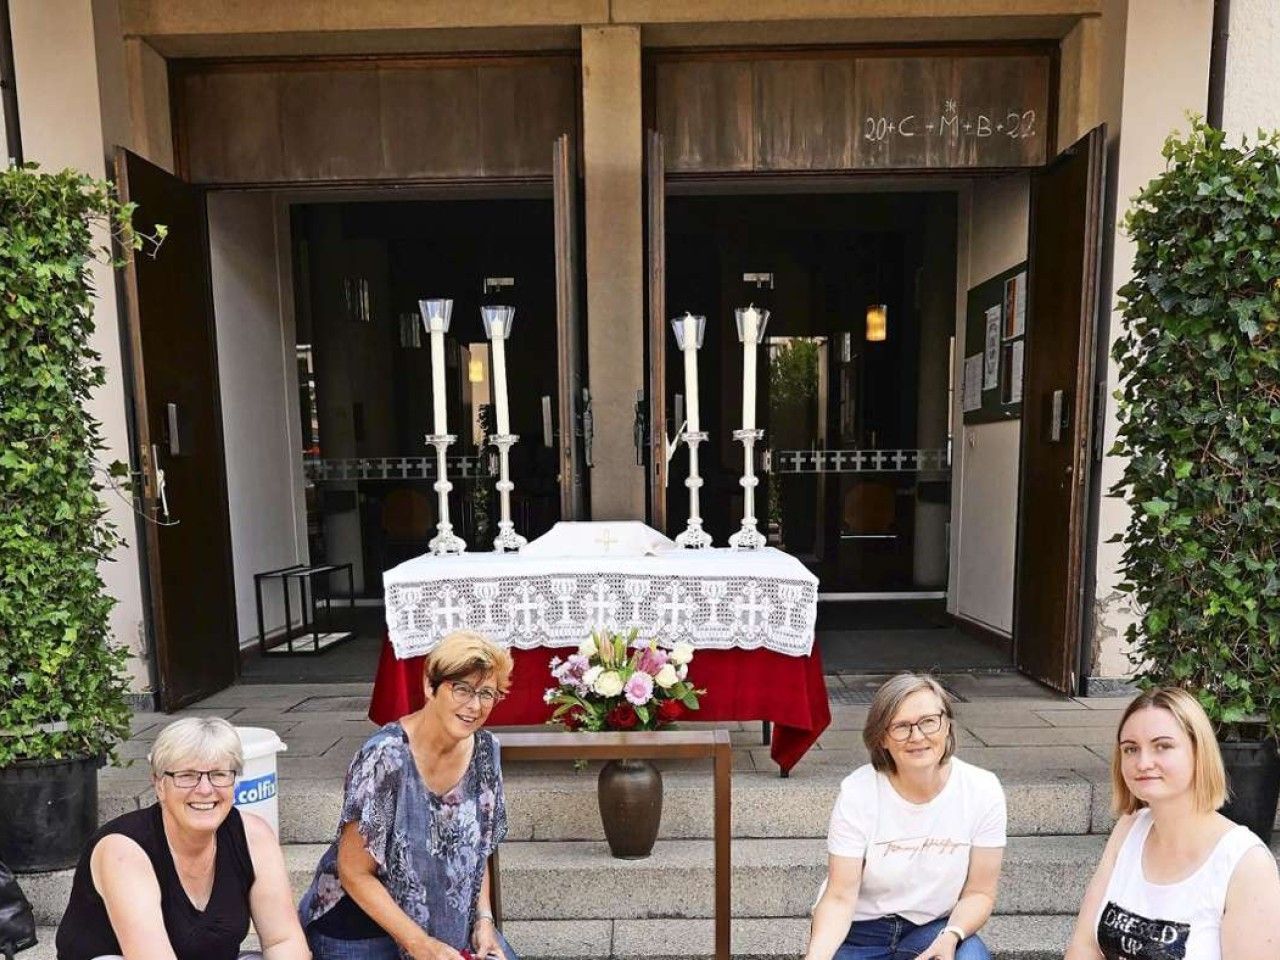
[1065,688,1279,960]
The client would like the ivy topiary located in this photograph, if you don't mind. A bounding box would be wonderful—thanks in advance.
[0,164,160,766]
[1112,119,1280,740]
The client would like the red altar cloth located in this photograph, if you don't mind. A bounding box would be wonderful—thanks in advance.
[369,637,831,774]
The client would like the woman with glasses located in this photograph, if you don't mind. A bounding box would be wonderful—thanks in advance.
[805,673,1006,960]
[299,630,516,960]
[56,717,309,960]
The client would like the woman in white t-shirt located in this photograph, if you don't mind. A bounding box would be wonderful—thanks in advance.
[805,674,1007,960]
[1064,687,1280,960]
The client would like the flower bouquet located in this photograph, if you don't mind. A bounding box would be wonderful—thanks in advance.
[544,629,704,732]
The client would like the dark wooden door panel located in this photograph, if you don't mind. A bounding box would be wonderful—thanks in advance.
[753,58,855,170]
[554,133,586,519]
[655,60,754,173]
[646,128,668,531]
[379,66,483,178]
[116,148,239,710]
[1014,125,1106,692]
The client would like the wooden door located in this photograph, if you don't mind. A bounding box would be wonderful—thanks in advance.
[646,129,669,531]
[1013,126,1106,692]
[553,133,587,519]
[116,148,239,710]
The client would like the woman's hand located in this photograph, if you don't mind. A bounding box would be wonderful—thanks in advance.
[911,931,959,960]
[406,933,464,960]
[471,916,507,959]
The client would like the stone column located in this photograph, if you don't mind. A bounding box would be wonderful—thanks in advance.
[581,25,645,519]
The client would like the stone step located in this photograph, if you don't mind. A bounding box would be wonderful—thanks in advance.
[98,767,1106,844]
[25,916,1076,960]
[17,834,1122,926]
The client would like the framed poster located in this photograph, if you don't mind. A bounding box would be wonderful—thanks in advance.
[963,262,1026,423]
[983,304,1001,390]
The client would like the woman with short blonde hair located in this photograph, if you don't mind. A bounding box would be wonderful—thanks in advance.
[806,673,1006,960]
[1065,686,1280,960]
[57,717,308,960]
[299,630,517,960]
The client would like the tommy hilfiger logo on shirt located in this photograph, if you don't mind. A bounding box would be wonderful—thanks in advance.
[874,837,970,857]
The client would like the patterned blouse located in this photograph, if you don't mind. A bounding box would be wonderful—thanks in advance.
[298,723,508,954]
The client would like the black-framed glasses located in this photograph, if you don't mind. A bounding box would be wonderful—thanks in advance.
[447,680,505,707]
[163,769,237,789]
[887,713,946,742]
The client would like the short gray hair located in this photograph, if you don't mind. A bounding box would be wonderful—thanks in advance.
[148,717,243,778]
[863,673,956,773]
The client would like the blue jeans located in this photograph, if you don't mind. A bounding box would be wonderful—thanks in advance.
[308,928,519,960]
[834,915,992,960]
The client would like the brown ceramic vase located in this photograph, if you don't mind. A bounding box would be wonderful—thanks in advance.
[597,758,664,859]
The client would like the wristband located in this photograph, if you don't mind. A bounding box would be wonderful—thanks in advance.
[942,925,965,943]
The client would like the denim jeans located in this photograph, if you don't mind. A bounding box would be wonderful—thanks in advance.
[834,915,992,960]
[308,927,519,960]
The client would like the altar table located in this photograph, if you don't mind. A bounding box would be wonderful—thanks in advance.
[369,534,831,773]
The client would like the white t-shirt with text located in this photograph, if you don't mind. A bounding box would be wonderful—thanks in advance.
[826,757,1007,925]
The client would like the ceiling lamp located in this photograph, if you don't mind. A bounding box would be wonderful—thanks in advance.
[866,303,888,342]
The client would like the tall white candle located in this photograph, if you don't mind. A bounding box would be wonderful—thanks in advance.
[490,319,511,436]
[683,314,700,433]
[742,307,758,431]
[429,314,448,435]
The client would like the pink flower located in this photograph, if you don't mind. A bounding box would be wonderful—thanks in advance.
[624,671,655,706]
[635,646,669,677]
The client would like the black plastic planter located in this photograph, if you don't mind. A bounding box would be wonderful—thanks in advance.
[1219,738,1280,843]
[0,756,99,872]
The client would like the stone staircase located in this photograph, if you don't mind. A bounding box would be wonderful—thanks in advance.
[16,697,1280,959]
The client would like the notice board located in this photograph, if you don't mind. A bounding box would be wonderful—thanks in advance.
[962,262,1027,425]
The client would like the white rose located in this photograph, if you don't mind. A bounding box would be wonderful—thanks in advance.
[579,635,597,657]
[582,665,603,689]
[654,663,679,689]
[677,663,688,681]
[670,642,695,666]
[593,670,624,698]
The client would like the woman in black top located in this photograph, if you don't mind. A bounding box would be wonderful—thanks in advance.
[57,717,309,960]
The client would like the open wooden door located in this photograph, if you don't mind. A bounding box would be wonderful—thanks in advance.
[1013,126,1106,692]
[646,129,669,531]
[554,133,587,519]
[116,148,238,710]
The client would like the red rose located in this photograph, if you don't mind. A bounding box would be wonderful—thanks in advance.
[560,709,583,731]
[656,699,686,724]
[605,703,639,730]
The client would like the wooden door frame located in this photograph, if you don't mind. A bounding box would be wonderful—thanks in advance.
[1011,125,1107,694]
[553,132,587,519]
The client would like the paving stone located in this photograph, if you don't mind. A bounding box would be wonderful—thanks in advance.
[1036,709,1128,728]
[969,726,1117,749]
[502,919,613,958]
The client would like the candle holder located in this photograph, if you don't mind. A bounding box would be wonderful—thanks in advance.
[675,429,714,549]
[489,432,527,552]
[729,428,767,550]
[425,433,467,555]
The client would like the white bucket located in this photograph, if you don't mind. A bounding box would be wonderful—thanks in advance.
[233,727,287,835]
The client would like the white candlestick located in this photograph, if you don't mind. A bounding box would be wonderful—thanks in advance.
[683,315,700,433]
[490,319,511,436]
[429,315,448,435]
[742,307,758,431]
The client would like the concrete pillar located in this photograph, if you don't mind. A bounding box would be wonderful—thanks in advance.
[1092,0,1213,681]
[9,0,150,691]
[581,25,645,519]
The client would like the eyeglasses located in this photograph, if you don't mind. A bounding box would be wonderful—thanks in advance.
[886,713,946,742]
[447,680,505,707]
[163,769,237,789]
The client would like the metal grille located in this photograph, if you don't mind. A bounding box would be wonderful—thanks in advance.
[303,456,495,482]
[770,448,950,474]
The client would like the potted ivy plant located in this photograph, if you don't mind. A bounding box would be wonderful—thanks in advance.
[0,164,157,870]
[1112,119,1280,841]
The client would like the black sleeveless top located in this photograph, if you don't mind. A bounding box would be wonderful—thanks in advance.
[56,804,256,960]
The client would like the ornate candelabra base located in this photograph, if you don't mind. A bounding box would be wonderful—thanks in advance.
[675,430,714,549]
[426,433,467,555]
[490,433,527,553]
[729,428,767,551]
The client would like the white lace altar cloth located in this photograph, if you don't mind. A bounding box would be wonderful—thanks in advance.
[383,546,819,659]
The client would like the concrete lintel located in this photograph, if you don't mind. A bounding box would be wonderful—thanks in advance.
[119,0,611,39]
[612,0,1101,25]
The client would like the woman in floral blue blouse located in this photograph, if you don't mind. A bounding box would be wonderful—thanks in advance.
[299,630,516,960]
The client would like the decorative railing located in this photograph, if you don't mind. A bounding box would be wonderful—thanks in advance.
[303,455,495,482]
[769,447,951,474]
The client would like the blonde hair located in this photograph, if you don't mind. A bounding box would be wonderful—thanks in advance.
[147,717,243,778]
[1111,686,1228,816]
[863,673,956,773]
[425,630,514,693]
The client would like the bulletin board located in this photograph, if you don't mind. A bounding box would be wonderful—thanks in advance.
[962,261,1027,424]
